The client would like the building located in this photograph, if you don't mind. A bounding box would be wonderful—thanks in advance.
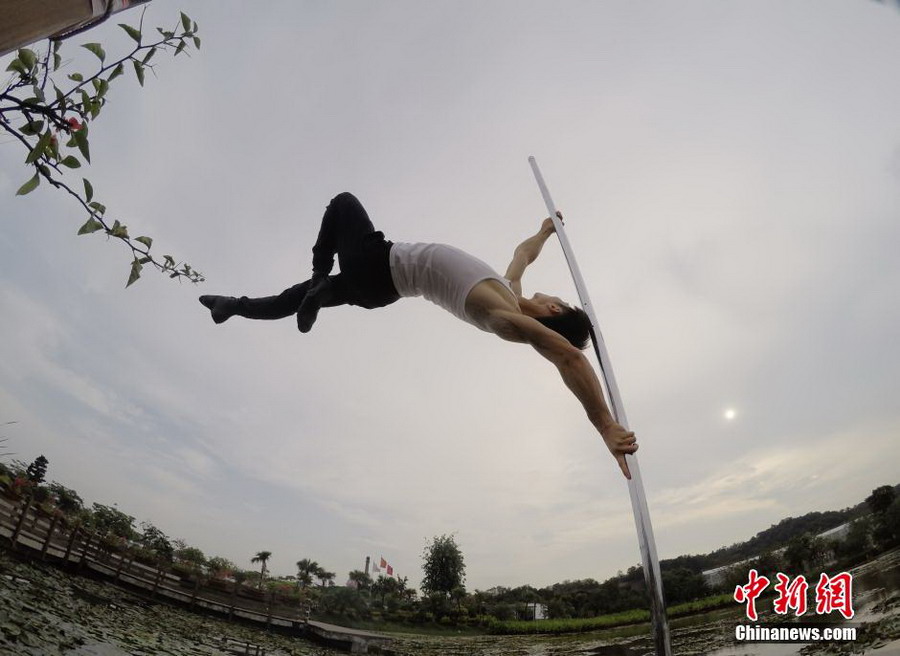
[1,0,150,58]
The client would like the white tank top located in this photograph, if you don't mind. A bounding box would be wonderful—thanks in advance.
[389,242,515,330]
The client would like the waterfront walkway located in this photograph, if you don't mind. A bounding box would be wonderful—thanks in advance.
[0,494,392,654]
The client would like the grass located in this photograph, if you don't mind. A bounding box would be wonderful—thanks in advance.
[485,593,736,635]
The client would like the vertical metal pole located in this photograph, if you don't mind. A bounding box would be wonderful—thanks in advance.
[528,156,672,656]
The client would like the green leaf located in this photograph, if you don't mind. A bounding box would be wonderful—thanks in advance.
[110,220,129,239]
[138,256,152,264]
[73,125,90,163]
[193,36,201,50]
[16,173,40,196]
[53,53,61,71]
[31,84,46,103]
[93,78,109,97]
[77,218,104,235]
[25,131,52,164]
[108,63,124,81]
[83,178,94,202]
[6,58,27,76]
[68,72,84,82]
[81,43,106,63]
[127,259,143,287]
[20,120,44,136]
[142,48,156,65]
[61,155,81,169]
[132,61,145,87]
[175,40,186,56]
[157,28,175,39]
[18,48,37,69]
[88,201,106,215]
[181,12,192,32]
[163,255,176,269]
[135,236,153,249]
[119,23,142,44]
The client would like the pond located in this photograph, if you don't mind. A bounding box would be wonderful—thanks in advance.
[1,550,897,655]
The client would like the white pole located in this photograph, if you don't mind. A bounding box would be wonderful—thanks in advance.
[528,156,672,656]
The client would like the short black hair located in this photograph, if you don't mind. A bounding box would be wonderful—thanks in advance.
[535,306,592,350]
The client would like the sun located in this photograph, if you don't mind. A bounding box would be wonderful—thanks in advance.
[724,408,737,421]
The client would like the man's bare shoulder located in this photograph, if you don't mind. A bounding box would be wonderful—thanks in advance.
[465,280,521,328]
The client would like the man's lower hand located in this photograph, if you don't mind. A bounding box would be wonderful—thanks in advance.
[601,423,638,479]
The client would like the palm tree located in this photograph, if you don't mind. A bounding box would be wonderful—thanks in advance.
[318,569,336,587]
[348,569,372,590]
[296,558,319,589]
[251,551,272,589]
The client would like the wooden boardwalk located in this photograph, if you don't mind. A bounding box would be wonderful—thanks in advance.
[0,494,394,654]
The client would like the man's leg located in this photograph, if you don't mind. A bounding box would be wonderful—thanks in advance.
[309,192,377,279]
[299,192,379,331]
[200,274,351,324]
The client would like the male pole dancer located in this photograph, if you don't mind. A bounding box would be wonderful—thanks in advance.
[200,192,638,477]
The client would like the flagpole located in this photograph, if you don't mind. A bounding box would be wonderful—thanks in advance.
[528,156,672,656]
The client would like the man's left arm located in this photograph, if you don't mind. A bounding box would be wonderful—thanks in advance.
[504,216,558,295]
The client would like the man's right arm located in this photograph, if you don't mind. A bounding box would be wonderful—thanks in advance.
[487,309,638,478]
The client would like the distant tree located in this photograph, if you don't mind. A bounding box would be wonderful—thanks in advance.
[421,534,466,598]
[752,550,786,580]
[348,570,372,590]
[872,497,900,550]
[866,485,897,516]
[295,558,319,589]
[1,11,203,287]
[49,482,83,515]
[318,569,336,587]
[174,545,206,567]
[784,533,827,572]
[139,521,173,562]
[319,586,370,620]
[372,575,402,606]
[88,503,135,540]
[25,454,48,484]
[206,556,237,579]
[251,551,272,589]
[661,567,709,605]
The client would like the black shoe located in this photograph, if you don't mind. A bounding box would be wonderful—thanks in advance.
[199,295,236,324]
[296,276,329,333]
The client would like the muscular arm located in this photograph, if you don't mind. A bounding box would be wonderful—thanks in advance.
[487,309,638,478]
[504,217,557,296]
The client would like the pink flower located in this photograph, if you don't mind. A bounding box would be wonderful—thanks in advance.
[66,117,84,132]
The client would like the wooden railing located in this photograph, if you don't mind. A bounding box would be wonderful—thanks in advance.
[0,493,306,632]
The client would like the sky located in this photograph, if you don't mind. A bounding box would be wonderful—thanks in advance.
[1,1,899,592]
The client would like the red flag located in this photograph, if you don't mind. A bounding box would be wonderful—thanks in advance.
[387,565,393,576]
[380,557,387,569]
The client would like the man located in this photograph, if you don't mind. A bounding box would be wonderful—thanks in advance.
[200,192,638,478]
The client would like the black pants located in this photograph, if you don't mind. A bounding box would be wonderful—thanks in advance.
[235,193,400,320]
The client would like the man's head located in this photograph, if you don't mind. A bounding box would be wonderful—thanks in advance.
[528,293,592,349]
